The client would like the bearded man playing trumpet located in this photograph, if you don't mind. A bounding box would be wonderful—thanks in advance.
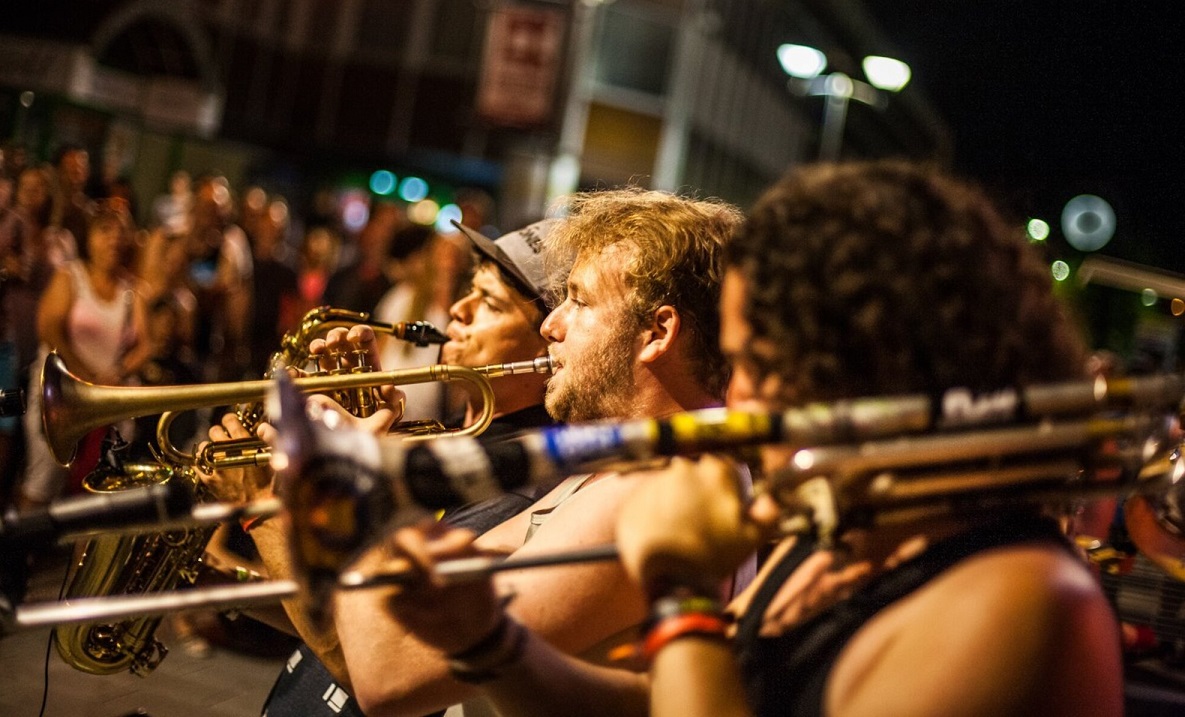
[373,162,1124,717]
[326,189,746,717]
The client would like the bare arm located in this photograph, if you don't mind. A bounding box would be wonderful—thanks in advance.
[337,474,653,717]
[477,631,649,717]
[37,268,88,377]
[198,413,356,688]
[118,283,153,378]
[249,515,352,686]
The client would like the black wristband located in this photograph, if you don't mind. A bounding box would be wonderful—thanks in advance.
[447,615,529,685]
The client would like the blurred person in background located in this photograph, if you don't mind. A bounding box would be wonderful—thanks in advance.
[296,224,340,316]
[187,173,253,381]
[238,185,271,241]
[152,169,193,235]
[50,144,95,259]
[247,196,300,374]
[20,202,151,510]
[137,227,198,353]
[0,143,31,186]
[323,200,401,313]
[0,162,71,509]
[372,223,450,422]
[0,165,59,383]
[0,170,12,211]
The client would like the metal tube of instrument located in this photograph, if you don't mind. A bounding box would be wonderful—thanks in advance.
[188,357,554,472]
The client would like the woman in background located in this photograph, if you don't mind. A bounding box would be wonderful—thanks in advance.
[19,201,150,509]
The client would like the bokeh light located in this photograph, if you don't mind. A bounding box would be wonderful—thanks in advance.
[369,170,397,196]
[408,199,440,225]
[1061,194,1116,252]
[435,203,463,233]
[1026,218,1050,241]
[1141,288,1158,307]
[341,191,370,232]
[399,176,430,203]
[1051,260,1070,282]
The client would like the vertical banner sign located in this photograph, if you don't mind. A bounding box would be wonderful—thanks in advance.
[477,3,566,128]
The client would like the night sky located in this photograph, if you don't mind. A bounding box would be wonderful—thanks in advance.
[861,2,1185,273]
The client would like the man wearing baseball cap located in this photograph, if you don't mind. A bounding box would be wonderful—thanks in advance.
[257,218,568,716]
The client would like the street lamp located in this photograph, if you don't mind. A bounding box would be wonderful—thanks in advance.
[777,44,911,161]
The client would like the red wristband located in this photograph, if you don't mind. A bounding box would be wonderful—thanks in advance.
[240,515,268,532]
[642,612,729,662]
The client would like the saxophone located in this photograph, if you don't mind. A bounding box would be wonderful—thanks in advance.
[51,307,447,675]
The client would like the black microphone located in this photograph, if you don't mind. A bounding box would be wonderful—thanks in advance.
[0,482,194,552]
[0,388,24,418]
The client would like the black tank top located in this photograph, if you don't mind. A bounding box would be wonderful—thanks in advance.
[734,513,1070,717]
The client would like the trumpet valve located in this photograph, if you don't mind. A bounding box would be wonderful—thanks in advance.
[198,437,271,472]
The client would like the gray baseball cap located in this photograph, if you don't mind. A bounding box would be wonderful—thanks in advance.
[452,219,560,308]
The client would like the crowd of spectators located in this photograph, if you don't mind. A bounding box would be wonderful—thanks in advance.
[0,142,480,514]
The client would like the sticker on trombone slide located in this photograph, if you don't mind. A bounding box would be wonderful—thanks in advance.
[666,409,776,448]
[937,387,1020,429]
[541,422,658,468]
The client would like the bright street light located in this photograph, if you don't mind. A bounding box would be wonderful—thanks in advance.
[777,44,911,161]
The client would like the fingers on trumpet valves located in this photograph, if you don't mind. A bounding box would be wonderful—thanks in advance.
[309,325,380,373]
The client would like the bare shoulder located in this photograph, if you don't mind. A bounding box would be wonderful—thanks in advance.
[474,471,645,555]
[486,471,651,653]
[829,542,1123,717]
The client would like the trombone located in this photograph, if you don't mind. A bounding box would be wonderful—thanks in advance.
[11,389,1184,632]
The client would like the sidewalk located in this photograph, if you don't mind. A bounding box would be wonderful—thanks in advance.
[0,549,288,717]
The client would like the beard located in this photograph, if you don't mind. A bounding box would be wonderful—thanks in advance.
[545,320,638,422]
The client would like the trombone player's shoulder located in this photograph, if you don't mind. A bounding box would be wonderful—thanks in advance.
[821,537,1123,717]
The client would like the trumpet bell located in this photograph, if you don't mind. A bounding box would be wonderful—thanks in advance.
[42,352,87,466]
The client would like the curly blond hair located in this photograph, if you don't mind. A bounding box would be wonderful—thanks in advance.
[543,187,742,399]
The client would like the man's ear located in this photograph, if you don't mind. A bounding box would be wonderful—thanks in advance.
[638,305,681,364]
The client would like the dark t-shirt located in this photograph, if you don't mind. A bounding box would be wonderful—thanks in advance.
[322,261,391,315]
[260,404,559,717]
[250,258,299,373]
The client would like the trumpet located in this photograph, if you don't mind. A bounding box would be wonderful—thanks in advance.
[40,353,554,469]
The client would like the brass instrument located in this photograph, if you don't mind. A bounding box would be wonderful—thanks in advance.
[52,459,216,675]
[43,307,487,676]
[13,380,1185,632]
[42,353,553,471]
[43,308,451,467]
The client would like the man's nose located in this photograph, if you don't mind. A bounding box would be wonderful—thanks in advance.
[449,294,474,323]
[540,304,565,342]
